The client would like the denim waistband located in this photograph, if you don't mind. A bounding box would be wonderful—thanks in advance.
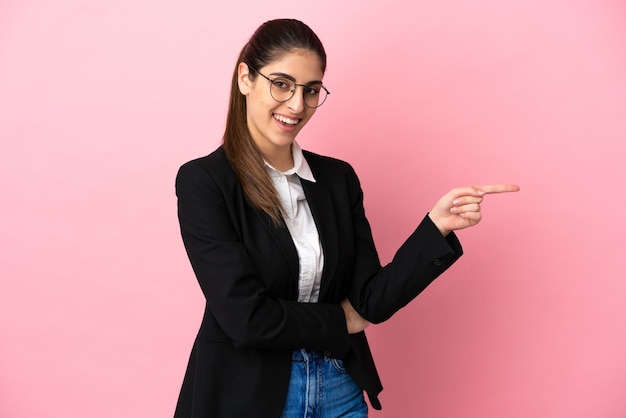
[291,348,332,362]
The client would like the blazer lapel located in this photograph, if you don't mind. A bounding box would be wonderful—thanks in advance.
[255,207,300,291]
[300,177,340,301]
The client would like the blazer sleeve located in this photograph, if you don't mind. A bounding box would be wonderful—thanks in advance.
[176,160,351,357]
[345,165,463,324]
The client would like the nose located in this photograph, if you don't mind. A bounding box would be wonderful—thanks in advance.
[286,86,306,113]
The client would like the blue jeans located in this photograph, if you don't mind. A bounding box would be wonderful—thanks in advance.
[280,349,368,418]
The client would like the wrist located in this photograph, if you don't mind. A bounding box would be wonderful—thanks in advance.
[427,212,450,237]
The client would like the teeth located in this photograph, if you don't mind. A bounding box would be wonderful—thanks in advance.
[274,114,298,125]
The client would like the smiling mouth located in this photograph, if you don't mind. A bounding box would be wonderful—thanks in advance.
[273,114,300,126]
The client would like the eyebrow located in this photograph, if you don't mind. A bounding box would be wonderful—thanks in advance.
[268,72,323,85]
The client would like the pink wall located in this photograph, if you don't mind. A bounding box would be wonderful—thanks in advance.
[1,0,625,417]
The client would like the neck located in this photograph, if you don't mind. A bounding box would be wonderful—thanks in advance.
[262,145,294,172]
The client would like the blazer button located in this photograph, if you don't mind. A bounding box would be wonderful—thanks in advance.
[433,258,442,267]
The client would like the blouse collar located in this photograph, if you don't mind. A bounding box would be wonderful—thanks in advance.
[264,141,316,183]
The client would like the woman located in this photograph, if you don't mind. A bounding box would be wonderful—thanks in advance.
[174,18,518,418]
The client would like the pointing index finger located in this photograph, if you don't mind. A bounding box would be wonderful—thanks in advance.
[477,184,520,194]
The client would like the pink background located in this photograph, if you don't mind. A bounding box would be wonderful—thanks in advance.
[2,0,625,417]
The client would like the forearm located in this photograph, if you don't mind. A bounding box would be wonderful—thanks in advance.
[349,214,463,324]
[185,234,352,357]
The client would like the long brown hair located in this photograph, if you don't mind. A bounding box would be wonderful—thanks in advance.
[222,19,327,225]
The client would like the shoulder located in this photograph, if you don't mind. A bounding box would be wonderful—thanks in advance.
[176,146,238,195]
[301,149,365,198]
[178,146,230,173]
[302,149,357,178]
[177,147,235,180]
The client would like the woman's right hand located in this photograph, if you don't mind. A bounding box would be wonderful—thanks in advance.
[341,298,371,334]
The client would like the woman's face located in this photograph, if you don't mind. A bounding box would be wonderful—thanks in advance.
[238,50,324,161]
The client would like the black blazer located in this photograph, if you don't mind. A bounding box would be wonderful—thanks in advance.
[174,147,462,417]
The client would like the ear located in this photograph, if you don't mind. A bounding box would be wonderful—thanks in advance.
[237,62,252,95]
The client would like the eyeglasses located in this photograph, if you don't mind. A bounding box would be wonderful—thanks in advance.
[248,65,330,108]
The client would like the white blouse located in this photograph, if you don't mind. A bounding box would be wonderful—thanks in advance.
[265,142,324,303]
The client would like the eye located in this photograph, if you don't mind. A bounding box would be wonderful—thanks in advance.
[271,78,293,91]
[304,85,322,96]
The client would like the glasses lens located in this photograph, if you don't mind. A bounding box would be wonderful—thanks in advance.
[270,78,295,102]
[303,84,327,108]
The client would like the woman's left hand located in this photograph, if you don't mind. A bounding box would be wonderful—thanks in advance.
[428,184,520,236]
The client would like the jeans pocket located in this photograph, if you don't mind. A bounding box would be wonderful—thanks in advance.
[329,358,347,373]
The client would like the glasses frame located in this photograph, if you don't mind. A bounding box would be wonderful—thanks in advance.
[248,65,330,108]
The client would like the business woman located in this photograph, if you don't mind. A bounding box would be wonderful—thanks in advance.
[174,18,519,418]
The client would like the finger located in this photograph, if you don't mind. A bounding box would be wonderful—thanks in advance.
[459,211,482,221]
[449,186,488,199]
[476,184,520,194]
[452,196,484,206]
[450,203,481,214]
